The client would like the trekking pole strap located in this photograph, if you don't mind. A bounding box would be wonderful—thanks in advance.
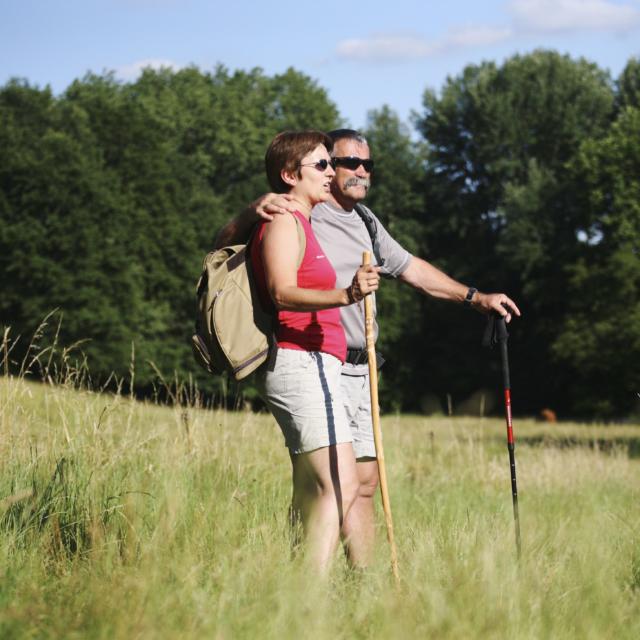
[482,312,509,348]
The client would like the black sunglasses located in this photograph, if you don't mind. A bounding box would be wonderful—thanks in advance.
[300,158,332,171]
[331,156,374,172]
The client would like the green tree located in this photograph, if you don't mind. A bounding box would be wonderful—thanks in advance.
[616,57,640,110]
[413,50,616,416]
[553,106,640,416]
[0,80,147,377]
[1,67,342,395]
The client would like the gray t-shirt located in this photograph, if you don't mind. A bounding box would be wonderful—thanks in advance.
[311,200,412,374]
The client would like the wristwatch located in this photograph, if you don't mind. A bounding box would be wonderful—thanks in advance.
[463,287,478,307]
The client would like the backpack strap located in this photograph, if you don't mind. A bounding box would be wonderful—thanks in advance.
[293,213,306,268]
[354,203,385,267]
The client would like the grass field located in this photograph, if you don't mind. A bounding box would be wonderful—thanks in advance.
[1,374,639,639]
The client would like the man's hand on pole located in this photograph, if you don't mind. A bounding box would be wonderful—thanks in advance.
[472,292,521,323]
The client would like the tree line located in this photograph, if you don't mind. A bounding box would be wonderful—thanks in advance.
[1,50,638,419]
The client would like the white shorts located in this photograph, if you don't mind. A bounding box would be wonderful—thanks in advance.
[341,372,376,459]
[259,348,353,455]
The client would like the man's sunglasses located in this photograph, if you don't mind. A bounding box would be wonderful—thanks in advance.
[331,156,374,172]
[300,159,332,171]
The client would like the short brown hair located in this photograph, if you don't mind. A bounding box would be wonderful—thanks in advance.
[265,130,333,193]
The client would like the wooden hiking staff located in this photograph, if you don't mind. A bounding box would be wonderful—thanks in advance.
[362,251,400,584]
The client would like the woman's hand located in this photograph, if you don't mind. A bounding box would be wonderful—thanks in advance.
[347,265,381,303]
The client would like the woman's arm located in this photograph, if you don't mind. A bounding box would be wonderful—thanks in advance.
[262,214,379,311]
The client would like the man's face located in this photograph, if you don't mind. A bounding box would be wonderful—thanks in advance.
[330,139,372,206]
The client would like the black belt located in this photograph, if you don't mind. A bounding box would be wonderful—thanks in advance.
[345,349,385,368]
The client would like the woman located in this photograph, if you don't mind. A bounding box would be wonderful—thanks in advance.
[251,130,380,573]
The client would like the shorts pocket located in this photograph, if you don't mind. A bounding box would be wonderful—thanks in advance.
[266,349,313,397]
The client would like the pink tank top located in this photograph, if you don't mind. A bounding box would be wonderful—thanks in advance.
[250,211,347,362]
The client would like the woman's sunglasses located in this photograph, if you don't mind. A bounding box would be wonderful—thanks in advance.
[331,156,374,172]
[300,159,332,171]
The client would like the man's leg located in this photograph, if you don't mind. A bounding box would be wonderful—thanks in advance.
[339,372,379,568]
[342,457,379,568]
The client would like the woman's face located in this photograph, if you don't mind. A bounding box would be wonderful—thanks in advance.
[289,143,335,207]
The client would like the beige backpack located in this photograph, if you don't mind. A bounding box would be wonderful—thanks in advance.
[191,215,305,380]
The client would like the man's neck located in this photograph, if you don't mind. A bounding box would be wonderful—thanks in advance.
[327,192,359,213]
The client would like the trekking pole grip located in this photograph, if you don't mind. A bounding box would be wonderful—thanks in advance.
[362,251,375,347]
[495,314,509,341]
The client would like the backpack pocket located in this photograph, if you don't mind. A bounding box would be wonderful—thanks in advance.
[212,278,270,379]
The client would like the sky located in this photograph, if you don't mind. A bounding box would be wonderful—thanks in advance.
[2,0,640,130]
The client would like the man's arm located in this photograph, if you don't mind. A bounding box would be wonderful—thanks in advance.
[399,256,521,321]
[213,193,297,249]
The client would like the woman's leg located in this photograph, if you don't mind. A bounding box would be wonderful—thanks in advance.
[291,442,359,574]
[261,349,356,572]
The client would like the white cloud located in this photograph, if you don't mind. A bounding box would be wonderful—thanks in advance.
[336,26,512,62]
[336,34,436,61]
[115,58,182,81]
[509,0,640,33]
[443,26,514,49]
[335,1,640,64]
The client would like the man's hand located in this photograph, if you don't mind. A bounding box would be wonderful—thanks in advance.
[214,193,299,248]
[473,292,521,323]
[251,193,298,221]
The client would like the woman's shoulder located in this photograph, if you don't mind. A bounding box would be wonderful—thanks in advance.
[263,211,304,234]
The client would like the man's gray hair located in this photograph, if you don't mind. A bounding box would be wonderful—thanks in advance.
[327,129,368,146]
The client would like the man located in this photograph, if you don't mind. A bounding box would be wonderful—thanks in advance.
[215,129,520,568]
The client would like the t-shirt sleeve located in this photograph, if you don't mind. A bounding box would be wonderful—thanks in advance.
[367,208,412,277]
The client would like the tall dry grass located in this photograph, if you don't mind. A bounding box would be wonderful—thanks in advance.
[1,326,639,638]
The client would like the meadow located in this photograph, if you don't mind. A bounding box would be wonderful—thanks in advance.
[1,372,639,639]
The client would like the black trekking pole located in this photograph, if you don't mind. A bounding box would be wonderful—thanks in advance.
[483,313,522,559]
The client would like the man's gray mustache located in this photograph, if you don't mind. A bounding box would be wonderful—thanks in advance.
[344,177,370,189]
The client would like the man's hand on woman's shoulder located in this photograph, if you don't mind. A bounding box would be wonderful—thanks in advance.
[250,193,298,222]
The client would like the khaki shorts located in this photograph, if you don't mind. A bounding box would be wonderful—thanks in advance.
[341,371,376,459]
[260,348,353,455]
